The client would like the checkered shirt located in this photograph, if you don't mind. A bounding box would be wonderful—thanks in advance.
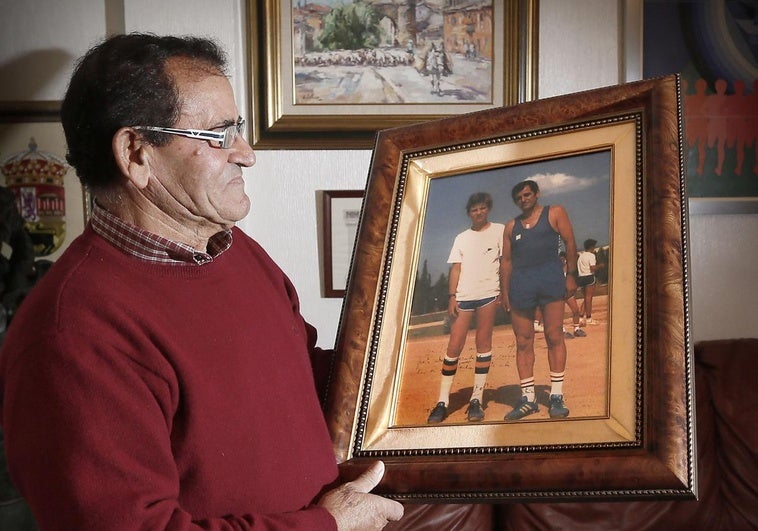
[89,202,232,265]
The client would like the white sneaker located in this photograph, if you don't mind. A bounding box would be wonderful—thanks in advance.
[534,321,544,333]
[585,317,599,325]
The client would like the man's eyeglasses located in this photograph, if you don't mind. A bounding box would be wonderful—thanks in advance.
[135,117,245,149]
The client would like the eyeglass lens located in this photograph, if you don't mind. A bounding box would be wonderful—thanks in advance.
[220,119,245,148]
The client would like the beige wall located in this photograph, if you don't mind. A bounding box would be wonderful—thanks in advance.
[1,0,756,346]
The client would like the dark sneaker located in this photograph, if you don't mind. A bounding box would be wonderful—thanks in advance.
[549,394,570,418]
[504,396,538,421]
[564,330,574,339]
[427,402,448,423]
[574,328,587,337]
[466,399,485,422]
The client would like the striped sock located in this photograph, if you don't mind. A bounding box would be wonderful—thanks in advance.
[520,376,535,402]
[437,355,459,405]
[550,370,565,396]
[471,351,492,401]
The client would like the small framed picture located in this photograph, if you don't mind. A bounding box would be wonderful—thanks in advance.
[321,190,364,298]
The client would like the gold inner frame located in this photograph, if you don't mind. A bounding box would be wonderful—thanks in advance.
[352,119,640,456]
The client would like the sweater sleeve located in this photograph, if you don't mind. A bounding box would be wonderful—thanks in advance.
[2,329,337,531]
[305,322,336,408]
[280,266,336,408]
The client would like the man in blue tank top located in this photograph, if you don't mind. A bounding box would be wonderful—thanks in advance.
[500,180,578,420]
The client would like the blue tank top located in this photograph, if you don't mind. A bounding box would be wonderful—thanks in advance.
[510,205,561,269]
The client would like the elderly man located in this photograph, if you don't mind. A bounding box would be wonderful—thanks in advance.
[0,33,402,530]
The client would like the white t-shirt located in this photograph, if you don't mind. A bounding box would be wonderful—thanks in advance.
[447,222,505,301]
[577,250,597,277]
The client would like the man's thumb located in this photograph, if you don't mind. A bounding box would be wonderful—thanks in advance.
[348,461,385,493]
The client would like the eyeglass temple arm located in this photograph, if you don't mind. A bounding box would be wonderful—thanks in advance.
[140,126,225,141]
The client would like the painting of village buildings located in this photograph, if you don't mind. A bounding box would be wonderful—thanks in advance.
[293,0,494,104]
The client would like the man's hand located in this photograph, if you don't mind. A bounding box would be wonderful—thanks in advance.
[564,275,577,298]
[448,296,459,318]
[318,461,404,530]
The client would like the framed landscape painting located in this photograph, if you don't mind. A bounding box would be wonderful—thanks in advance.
[247,0,537,148]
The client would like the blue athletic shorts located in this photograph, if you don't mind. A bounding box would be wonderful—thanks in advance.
[509,261,565,310]
[457,295,497,312]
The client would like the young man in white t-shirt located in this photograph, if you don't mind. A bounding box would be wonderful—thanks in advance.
[427,192,504,423]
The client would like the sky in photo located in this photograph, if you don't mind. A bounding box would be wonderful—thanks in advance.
[416,150,613,280]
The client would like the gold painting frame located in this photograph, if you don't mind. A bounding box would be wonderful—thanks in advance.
[247,0,537,149]
[325,75,696,501]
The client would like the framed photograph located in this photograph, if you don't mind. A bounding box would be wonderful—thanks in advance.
[247,0,537,149]
[325,75,696,501]
[0,101,90,262]
[321,190,364,298]
[636,0,758,214]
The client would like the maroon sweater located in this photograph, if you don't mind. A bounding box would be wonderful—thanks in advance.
[0,226,338,529]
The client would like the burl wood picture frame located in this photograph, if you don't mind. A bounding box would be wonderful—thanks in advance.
[324,75,696,502]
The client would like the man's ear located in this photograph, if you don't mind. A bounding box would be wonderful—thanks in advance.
[112,127,151,190]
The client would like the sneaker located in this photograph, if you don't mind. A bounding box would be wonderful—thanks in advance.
[585,317,599,325]
[427,402,447,423]
[534,321,544,333]
[549,394,570,418]
[564,329,574,339]
[466,399,485,422]
[579,317,587,327]
[504,396,539,421]
[574,328,587,337]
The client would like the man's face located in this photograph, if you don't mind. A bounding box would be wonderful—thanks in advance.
[467,202,490,225]
[513,187,539,212]
[145,60,256,231]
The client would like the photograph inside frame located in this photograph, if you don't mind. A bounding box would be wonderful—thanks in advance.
[395,150,613,427]
[356,118,640,454]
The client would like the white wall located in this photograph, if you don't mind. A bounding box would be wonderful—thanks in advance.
[1,0,755,347]
[237,149,371,348]
[688,213,758,340]
[538,0,620,98]
[0,0,105,100]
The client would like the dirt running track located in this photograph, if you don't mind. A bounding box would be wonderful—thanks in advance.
[394,295,610,426]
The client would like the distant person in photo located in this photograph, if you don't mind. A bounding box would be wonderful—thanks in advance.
[577,238,605,326]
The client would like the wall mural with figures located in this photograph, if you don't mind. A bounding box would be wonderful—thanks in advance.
[643,0,757,200]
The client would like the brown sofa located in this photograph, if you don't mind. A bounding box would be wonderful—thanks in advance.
[386,338,758,530]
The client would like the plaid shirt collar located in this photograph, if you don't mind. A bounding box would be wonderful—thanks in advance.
[90,202,232,265]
